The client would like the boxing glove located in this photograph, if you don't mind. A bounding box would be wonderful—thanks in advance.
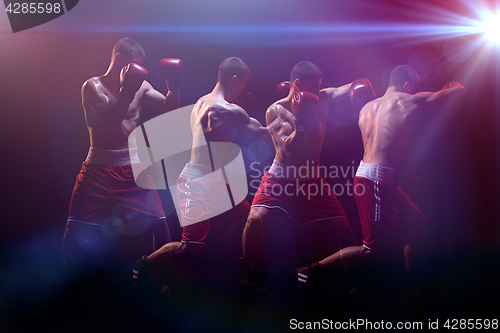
[441,81,463,90]
[276,81,292,99]
[119,63,148,103]
[157,58,182,91]
[349,78,376,110]
[232,89,252,110]
[441,81,464,101]
[292,91,319,131]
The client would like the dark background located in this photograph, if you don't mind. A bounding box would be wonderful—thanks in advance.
[0,0,498,330]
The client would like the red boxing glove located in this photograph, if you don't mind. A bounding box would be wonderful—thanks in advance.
[232,89,252,110]
[442,81,464,102]
[349,78,376,110]
[292,91,319,131]
[441,81,463,90]
[276,81,292,99]
[119,63,148,103]
[157,58,182,90]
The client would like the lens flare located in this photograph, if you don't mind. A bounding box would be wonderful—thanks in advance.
[481,12,500,44]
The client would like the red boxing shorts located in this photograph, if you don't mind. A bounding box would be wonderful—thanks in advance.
[251,160,346,224]
[354,161,422,252]
[176,163,225,244]
[67,148,166,228]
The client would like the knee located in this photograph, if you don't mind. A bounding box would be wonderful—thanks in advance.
[361,246,373,257]
[245,210,263,229]
[360,247,385,262]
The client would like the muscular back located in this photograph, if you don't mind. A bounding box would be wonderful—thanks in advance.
[83,76,145,150]
[189,94,241,169]
[358,92,420,169]
[359,82,465,169]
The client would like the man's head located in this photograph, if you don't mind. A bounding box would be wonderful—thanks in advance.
[388,65,420,94]
[290,61,323,96]
[111,37,145,67]
[218,57,251,100]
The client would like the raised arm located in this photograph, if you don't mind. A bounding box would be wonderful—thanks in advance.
[418,82,465,105]
[142,82,180,113]
[402,82,466,115]
[319,82,352,104]
[232,104,268,140]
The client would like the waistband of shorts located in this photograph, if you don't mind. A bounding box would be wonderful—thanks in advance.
[85,147,140,166]
[355,161,395,184]
[179,163,213,179]
[268,159,286,177]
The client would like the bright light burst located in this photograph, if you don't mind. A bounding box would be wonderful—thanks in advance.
[480,11,500,44]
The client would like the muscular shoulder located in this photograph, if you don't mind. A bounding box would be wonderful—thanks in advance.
[81,76,109,104]
[266,103,283,125]
[207,100,240,115]
[369,93,407,115]
[266,102,294,127]
[266,103,281,119]
[394,92,432,116]
[201,99,248,127]
[82,76,103,94]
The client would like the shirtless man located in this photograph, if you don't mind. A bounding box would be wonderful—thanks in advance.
[242,61,357,279]
[63,37,182,275]
[296,65,465,285]
[132,57,268,281]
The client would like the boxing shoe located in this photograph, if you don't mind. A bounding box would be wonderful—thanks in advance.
[296,261,329,292]
[237,257,271,295]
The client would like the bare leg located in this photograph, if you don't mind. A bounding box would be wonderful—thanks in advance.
[62,222,76,266]
[133,241,205,284]
[401,211,428,272]
[152,220,171,252]
[147,241,204,269]
[319,245,373,268]
[301,217,357,265]
[242,207,268,275]
[296,245,376,286]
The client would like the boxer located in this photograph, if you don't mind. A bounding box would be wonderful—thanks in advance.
[132,57,269,283]
[242,61,357,283]
[297,65,465,286]
[63,37,182,277]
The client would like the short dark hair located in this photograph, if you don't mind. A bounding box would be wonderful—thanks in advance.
[388,65,420,90]
[111,37,145,60]
[218,57,251,83]
[290,61,323,82]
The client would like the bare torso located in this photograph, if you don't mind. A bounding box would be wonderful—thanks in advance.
[267,96,328,170]
[358,91,420,169]
[189,93,238,170]
[83,75,148,150]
